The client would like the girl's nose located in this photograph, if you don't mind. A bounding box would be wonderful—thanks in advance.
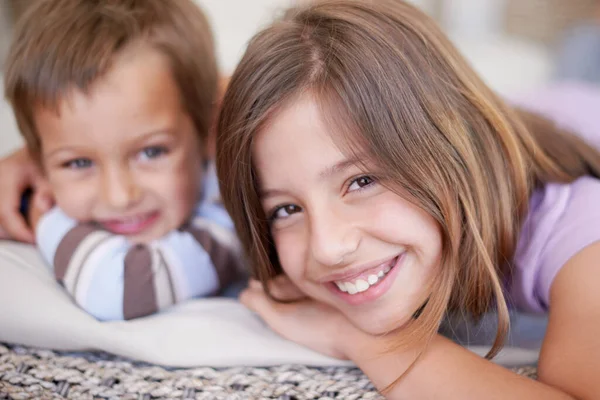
[309,208,360,267]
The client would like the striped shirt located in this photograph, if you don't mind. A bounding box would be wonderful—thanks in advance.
[35,164,243,321]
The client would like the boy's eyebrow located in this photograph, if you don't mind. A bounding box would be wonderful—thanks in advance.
[43,129,176,159]
[130,129,177,144]
[44,147,79,159]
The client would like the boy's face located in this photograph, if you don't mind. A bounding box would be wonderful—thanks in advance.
[35,47,203,243]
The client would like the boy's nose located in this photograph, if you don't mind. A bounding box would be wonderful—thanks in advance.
[101,167,141,210]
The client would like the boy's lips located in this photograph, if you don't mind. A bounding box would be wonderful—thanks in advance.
[99,211,160,235]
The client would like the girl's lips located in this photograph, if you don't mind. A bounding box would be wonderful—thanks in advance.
[99,211,160,235]
[328,253,405,306]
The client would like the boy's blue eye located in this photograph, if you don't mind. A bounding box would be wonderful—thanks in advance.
[63,158,93,169]
[140,146,168,160]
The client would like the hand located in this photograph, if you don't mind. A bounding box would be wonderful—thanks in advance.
[240,276,360,360]
[0,148,52,242]
[240,276,424,395]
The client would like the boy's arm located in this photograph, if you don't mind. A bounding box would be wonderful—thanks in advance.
[36,205,243,321]
[36,207,136,320]
[153,161,244,307]
[158,162,245,302]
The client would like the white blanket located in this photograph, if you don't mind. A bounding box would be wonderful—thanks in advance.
[0,241,539,368]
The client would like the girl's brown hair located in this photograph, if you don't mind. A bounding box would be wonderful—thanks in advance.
[217,0,600,358]
[4,0,218,161]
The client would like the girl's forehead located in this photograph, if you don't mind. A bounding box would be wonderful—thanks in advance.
[254,96,338,155]
[252,96,369,185]
[255,93,362,151]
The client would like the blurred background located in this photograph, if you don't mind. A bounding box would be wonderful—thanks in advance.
[1,0,599,157]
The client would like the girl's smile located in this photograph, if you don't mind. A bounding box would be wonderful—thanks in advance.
[327,253,404,305]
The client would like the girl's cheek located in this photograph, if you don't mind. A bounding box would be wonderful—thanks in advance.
[274,235,302,275]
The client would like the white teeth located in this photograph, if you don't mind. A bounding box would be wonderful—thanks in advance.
[335,282,347,292]
[334,263,395,295]
[355,279,369,293]
[346,282,358,295]
[367,274,378,285]
[121,216,144,224]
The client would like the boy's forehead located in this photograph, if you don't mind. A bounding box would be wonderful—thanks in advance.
[32,46,179,112]
[39,48,181,117]
[32,49,200,153]
[90,46,180,104]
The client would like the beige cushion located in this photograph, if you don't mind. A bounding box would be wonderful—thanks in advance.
[0,241,539,367]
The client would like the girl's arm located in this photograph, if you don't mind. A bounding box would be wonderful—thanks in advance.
[241,243,600,399]
[537,240,600,398]
[352,334,571,399]
[350,242,600,399]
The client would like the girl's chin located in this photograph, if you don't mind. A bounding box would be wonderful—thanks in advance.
[345,311,411,336]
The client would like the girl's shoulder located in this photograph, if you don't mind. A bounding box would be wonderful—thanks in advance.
[509,176,600,312]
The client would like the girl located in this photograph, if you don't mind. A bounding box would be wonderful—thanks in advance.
[216,0,600,398]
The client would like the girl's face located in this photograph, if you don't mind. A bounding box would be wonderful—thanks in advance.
[254,95,443,334]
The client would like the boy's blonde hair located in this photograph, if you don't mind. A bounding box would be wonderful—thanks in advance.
[217,0,600,359]
[4,0,218,160]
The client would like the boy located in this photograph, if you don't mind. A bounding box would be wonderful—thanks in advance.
[3,0,242,321]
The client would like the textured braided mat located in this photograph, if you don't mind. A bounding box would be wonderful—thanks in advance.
[0,343,537,399]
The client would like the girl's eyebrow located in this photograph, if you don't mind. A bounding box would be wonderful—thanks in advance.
[260,188,288,200]
[318,156,362,179]
[261,156,365,200]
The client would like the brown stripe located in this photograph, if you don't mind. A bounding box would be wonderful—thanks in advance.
[53,223,101,282]
[123,245,158,320]
[185,226,239,291]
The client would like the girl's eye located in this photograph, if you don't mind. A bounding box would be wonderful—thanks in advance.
[62,158,93,169]
[348,175,375,192]
[270,204,302,221]
[139,146,168,160]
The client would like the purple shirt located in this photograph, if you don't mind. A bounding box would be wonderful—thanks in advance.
[508,82,600,313]
[510,176,600,313]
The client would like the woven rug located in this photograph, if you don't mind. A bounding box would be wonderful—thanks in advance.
[0,343,537,400]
